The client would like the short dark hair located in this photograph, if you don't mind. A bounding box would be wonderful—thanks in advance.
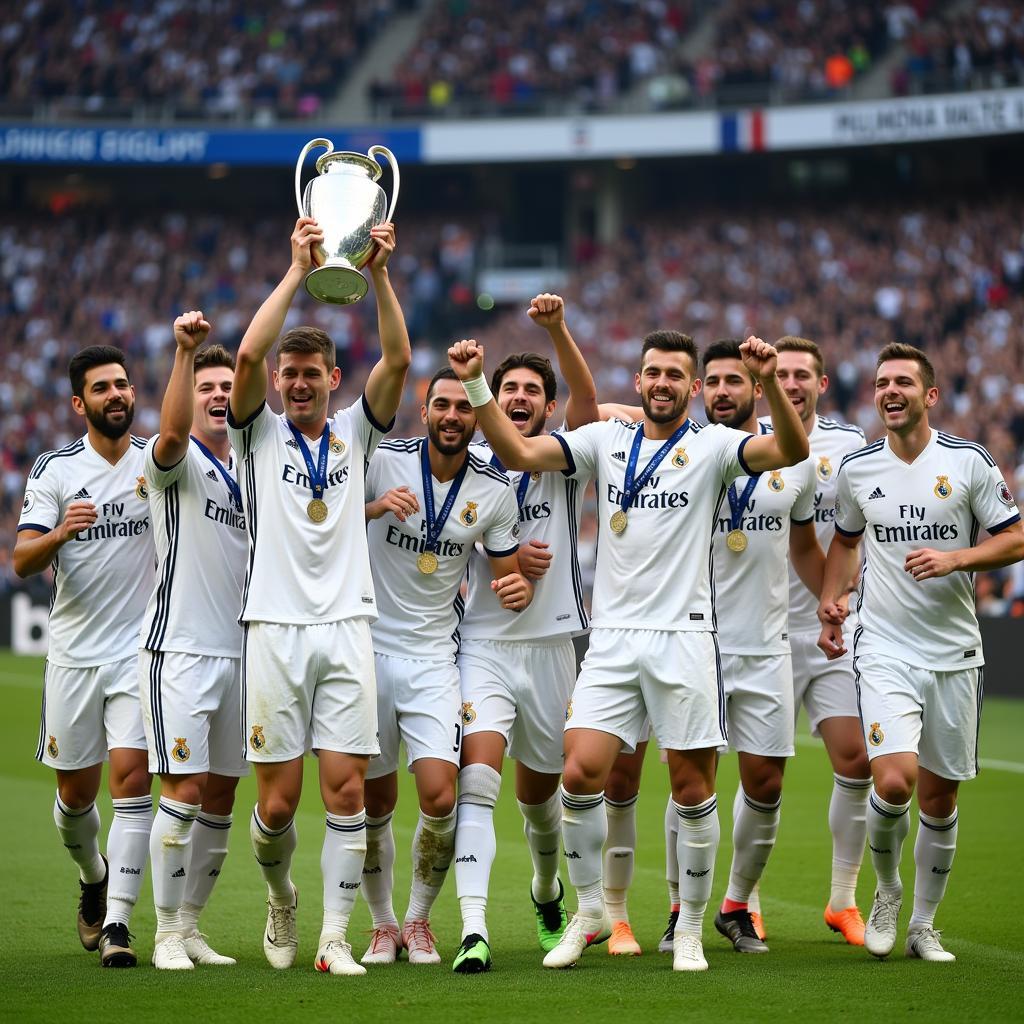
[702,338,745,371]
[277,326,335,372]
[775,336,824,376]
[876,343,935,390]
[194,344,235,373]
[69,346,129,398]
[426,366,461,404]
[640,330,698,369]
[490,352,557,404]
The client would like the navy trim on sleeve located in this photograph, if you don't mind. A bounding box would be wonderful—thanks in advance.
[484,544,519,558]
[150,442,187,473]
[17,523,51,534]
[552,432,577,477]
[791,515,815,525]
[227,400,265,430]
[835,524,865,538]
[361,393,396,434]
[987,512,1021,535]
[736,433,754,476]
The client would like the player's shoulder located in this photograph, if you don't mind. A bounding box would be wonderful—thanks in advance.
[28,437,87,480]
[466,448,511,488]
[837,437,885,472]
[375,436,424,456]
[816,415,866,441]
[935,431,997,469]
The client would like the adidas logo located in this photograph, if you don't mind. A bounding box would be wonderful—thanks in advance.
[868,486,885,499]
[455,854,477,864]
[611,450,626,462]
[206,469,218,481]
[171,867,186,878]
[563,849,582,859]
[72,487,91,500]
[285,439,299,449]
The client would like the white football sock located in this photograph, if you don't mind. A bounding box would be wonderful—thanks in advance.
[725,787,781,905]
[321,811,366,941]
[405,808,456,923]
[518,792,562,904]
[362,812,398,927]
[909,810,958,930]
[179,811,232,932]
[249,808,296,906]
[664,792,679,906]
[455,764,501,941]
[603,794,637,924]
[53,793,105,883]
[150,797,199,937]
[560,787,607,917]
[104,795,153,927]
[866,789,911,897]
[674,795,720,936]
[828,773,870,909]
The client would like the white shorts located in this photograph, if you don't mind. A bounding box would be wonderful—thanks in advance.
[791,630,860,736]
[853,653,982,781]
[242,620,378,763]
[139,650,248,777]
[566,627,725,754]
[458,636,577,775]
[721,652,795,757]
[366,652,463,779]
[36,655,147,770]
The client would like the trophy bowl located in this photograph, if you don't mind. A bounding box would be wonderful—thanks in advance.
[295,139,400,304]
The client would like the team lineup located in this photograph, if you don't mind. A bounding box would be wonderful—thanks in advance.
[13,217,1024,976]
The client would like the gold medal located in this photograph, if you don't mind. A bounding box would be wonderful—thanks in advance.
[307,498,328,523]
[609,509,628,534]
[726,529,747,553]
[417,551,439,575]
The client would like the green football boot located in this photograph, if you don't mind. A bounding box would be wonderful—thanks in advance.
[452,933,492,974]
[532,879,569,952]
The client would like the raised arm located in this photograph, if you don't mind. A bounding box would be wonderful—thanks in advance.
[598,402,642,422]
[363,223,412,429]
[527,293,599,429]
[231,217,323,424]
[739,337,810,472]
[449,339,569,473]
[153,311,211,468]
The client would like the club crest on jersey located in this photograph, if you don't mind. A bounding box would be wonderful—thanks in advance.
[768,471,785,492]
[461,702,477,725]
[933,475,952,499]
[868,722,884,746]
[671,447,689,469]
[565,699,573,722]
[171,737,191,763]
[135,476,149,500]
[531,471,542,481]
[459,501,479,527]
[328,433,346,456]
[816,456,833,482]
[250,725,265,752]
[47,735,59,759]
[997,480,1016,507]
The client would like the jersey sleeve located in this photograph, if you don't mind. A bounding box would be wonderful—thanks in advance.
[833,459,866,537]
[551,428,593,482]
[227,400,274,458]
[708,423,756,482]
[482,481,521,558]
[364,448,382,504]
[791,457,816,524]
[352,394,395,459]
[17,456,62,534]
[143,436,189,490]
[970,453,1021,534]
[554,420,603,484]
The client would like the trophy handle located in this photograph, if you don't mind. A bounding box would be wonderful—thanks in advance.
[295,138,334,217]
[368,145,400,222]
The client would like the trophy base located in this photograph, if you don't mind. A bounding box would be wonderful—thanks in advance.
[304,263,368,305]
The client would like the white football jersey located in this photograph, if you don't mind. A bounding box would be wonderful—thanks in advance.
[139,437,247,657]
[714,428,816,655]
[17,435,155,667]
[558,418,751,631]
[227,397,389,624]
[835,429,1020,670]
[365,438,521,662]
[460,440,589,642]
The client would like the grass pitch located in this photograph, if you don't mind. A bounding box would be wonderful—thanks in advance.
[0,651,1020,1023]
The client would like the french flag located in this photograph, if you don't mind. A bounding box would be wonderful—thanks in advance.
[719,110,766,152]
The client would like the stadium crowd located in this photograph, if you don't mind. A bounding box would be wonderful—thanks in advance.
[2,194,1023,607]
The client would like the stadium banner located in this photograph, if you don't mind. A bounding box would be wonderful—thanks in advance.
[1,590,1021,696]
[0,125,421,166]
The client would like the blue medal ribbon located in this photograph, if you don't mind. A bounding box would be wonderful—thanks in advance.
[287,421,331,502]
[619,420,691,515]
[515,471,532,511]
[191,436,242,511]
[727,474,761,531]
[420,439,469,554]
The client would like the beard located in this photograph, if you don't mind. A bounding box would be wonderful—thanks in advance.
[427,419,472,456]
[86,400,134,439]
[641,390,689,424]
[706,394,756,430]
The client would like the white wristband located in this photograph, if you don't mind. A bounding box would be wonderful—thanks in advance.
[462,374,493,408]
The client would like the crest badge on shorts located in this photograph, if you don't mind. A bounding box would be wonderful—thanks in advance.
[171,737,191,763]
[816,456,832,482]
[461,702,477,725]
[328,432,346,455]
[250,724,266,752]
[135,475,149,500]
[934,475,952,499]
[47,735,59,759]
[868,722,884,746]
[768,470,785,492]
[671,448,689,469]
[459,501,479,527]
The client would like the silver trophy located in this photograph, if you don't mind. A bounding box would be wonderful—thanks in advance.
[294,138,400,304]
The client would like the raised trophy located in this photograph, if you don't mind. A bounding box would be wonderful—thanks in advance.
[294,138,400,304]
